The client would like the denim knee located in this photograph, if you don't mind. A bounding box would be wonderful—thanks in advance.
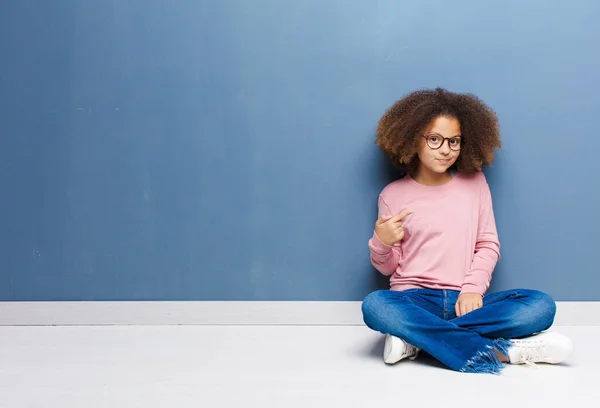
[518,290,557,332]
[361,290,406,333]
[361,290,385,330]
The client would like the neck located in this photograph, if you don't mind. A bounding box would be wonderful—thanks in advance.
[413,166,453,186]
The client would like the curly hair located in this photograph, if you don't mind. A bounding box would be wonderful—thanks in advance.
[376,88,501,175]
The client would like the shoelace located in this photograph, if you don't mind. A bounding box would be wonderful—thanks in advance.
[512,340,545,368]
[402,345,419,360]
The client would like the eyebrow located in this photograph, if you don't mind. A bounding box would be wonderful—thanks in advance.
[427,132,462,138]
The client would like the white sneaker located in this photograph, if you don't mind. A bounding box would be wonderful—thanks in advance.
[508,332,573,366]
[383,334,419,365]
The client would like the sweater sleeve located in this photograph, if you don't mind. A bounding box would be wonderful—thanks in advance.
[461,182,501,295]
[368,195,402,276]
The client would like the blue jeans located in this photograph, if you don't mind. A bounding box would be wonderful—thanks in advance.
[361,288,556,374]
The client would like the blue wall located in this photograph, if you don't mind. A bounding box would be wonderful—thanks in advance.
[1,0,599,301]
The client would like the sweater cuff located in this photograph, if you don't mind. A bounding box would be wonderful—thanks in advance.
[369,232,394,254]
[460,283,485,296]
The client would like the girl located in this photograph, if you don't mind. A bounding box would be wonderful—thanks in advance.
[361,88,573,374]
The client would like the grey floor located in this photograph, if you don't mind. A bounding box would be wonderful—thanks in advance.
[0,325,596,407]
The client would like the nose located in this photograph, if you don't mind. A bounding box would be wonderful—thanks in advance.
[439,140,451,155]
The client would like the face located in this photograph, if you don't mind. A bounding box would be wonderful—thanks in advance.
[416,115,462,175]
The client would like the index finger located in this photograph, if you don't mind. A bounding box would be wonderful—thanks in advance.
[376,215,392,225]
[389,210,413,223]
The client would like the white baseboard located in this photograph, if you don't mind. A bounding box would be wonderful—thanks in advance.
[0,301,597,326]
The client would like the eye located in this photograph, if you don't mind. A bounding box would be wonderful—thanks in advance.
[429,136,440,143]
[450,138,460,145]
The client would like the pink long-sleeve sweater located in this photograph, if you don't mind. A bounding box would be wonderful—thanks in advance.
[369,171,500,296]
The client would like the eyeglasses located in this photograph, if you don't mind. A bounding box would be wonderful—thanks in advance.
[422,134,462,151]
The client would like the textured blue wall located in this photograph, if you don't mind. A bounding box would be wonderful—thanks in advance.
[1,0,599,301]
